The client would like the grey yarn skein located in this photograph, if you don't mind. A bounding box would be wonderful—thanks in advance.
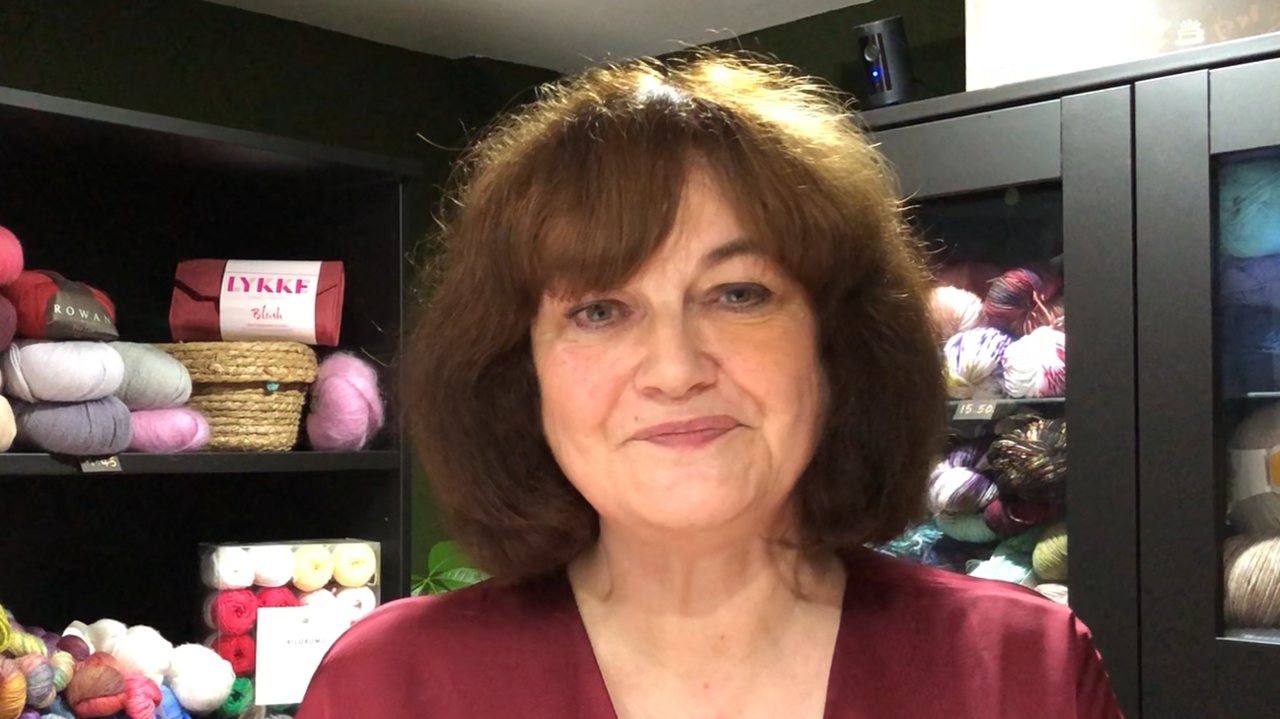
[14,396,132,455]
[110,341,192,409]
[3,339,124,403]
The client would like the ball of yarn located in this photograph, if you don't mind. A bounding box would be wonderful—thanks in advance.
[13,397,132,456]
[164,644,234,714]
[122,674,160,719]
[1220,156,1280,258]
[3,631,43,657]
[0,297,15,353]
[256,587,300,609]
[47,652,73,692]
[1032,521,1069,581]
[293,545,335,592]
[201,547,255,590]
[0,397,8,453]
[247,545,295,588]
[109,342,192,410]
[988,415,1068,503]
[211,634,255,676]
[299,589,336,607]
[944,327,1013,399]
[1001,327,1066,399]
[54,635,89,662]
[220,677,253,716]
[943,438,992,470]
[63,663,126,718]
[1230,492,1280,534]
[331,542,378,588]
[41,695,74,719]
[18,656,54,709]
[0,227,23,287]
[928,467,998,516]
[306,352,385,451]
[0,658,26,719]
[0,271,116,341]
[127,408,209,453]
[204,591,257,635]
[982,496,1057,536]
[967,543,1038,587]
[1224,534,1280,628]
[2,340,124,403]
[982,267,1063,336]
[929,286,985,342]
[1036,583,1070,605]
[110,626,172,686]
[158,686,191,719]
[86,620,127,656]
[936,513,999,544]
[335,586,379,621]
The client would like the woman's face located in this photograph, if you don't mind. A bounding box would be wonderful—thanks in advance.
[531,167,824,540]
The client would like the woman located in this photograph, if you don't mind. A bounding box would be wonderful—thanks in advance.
[295,51,1123,718]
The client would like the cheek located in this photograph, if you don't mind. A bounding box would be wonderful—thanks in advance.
[536,345,630,444]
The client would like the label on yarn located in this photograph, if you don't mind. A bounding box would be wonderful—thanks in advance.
[43,272,119,341]
[953,400,997,421]
[1228,447,1280,506]
[79,455,122,473]
[254,606,352,706]
[219,260,322,344]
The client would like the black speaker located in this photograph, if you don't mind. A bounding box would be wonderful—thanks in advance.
[850,16,913,108]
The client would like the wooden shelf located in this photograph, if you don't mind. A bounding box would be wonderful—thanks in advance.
[0,450,401,476]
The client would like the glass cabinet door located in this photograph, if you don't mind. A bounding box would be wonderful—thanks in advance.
[866,92,1138,718]
[1137,54,1280,719]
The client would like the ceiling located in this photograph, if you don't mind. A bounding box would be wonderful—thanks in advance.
[203,0,873,72]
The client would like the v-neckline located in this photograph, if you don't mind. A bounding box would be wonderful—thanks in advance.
[557,558,856,719]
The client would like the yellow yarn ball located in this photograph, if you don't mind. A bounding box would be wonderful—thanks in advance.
[293,545,335,592]
[331,543,377,588]
[1033,521,1069,582]
[0,657,26,719]
[0,604,9,654]
[5,632,45,657]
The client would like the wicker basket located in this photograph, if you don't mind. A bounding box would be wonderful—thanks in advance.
[154,341,319,452]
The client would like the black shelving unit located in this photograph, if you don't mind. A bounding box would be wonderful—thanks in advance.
[0,86,420,645]
[861,30,1280,719]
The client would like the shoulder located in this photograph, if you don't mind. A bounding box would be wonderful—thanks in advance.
[295,574,580,718]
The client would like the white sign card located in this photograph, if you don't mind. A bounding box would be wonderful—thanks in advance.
[219,260,322,344]
[254,606,353,706]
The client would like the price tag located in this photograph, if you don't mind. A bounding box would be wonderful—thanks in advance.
[79,455,122,473]
[953,401,996,421]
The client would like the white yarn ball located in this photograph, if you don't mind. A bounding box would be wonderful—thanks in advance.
[201,546,255,590]
[944,328,1013,399]
[86,618,128,655]
[336,586,378,621]
[1001,327,1066,399]
[1036,583,1070,605]
[930,286,986,340]
[2,339,124,402]
[166,643,235,713]
[300,588,337,606]
[248,545,295,588]
[0,396,14,453]
[111,625,173,685]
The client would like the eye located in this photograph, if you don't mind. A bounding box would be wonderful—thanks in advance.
[714,283,773,310]
[567,300,627,329]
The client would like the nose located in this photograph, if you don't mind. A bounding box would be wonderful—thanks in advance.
[634,309,716,400]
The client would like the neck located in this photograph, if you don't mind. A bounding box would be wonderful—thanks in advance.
[567,519,846,667]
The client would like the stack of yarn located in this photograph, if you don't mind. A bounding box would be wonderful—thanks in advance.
[1223,401,1280,631]
[0,600,240,719]
[1219,156,1280,395]
[0,226,209,456]
[877,413,1071,605]
[930,262,1067,400]
[0,227,25,453]
[200,541,380,702]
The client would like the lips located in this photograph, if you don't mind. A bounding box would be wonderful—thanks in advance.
[633,415,741,444]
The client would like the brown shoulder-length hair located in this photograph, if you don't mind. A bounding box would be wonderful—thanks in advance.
[403,50,946,582]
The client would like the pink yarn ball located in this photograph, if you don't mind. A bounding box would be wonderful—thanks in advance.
[306,353,385,451]
[128,407,210,453]
[929,286,985,342]
[0,226,23,286]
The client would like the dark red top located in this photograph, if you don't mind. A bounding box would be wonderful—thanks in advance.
[295,547,1124,718]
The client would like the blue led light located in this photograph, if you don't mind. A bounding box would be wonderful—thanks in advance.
[871,69,880,78]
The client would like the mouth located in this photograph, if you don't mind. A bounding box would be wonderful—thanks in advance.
[633,415,742,448]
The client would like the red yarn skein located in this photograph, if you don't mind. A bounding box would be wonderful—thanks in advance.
[1,271,116,339]
[981,267,1063,336]
[257,586,300,608]
[212,634,256,676]
[63,664,127,718]
[0,226,23,286]
[206,589,257,635]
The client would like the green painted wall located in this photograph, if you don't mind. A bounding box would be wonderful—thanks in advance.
[0,0,558,579]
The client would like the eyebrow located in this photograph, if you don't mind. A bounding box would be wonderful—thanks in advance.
[701,238,760,269]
